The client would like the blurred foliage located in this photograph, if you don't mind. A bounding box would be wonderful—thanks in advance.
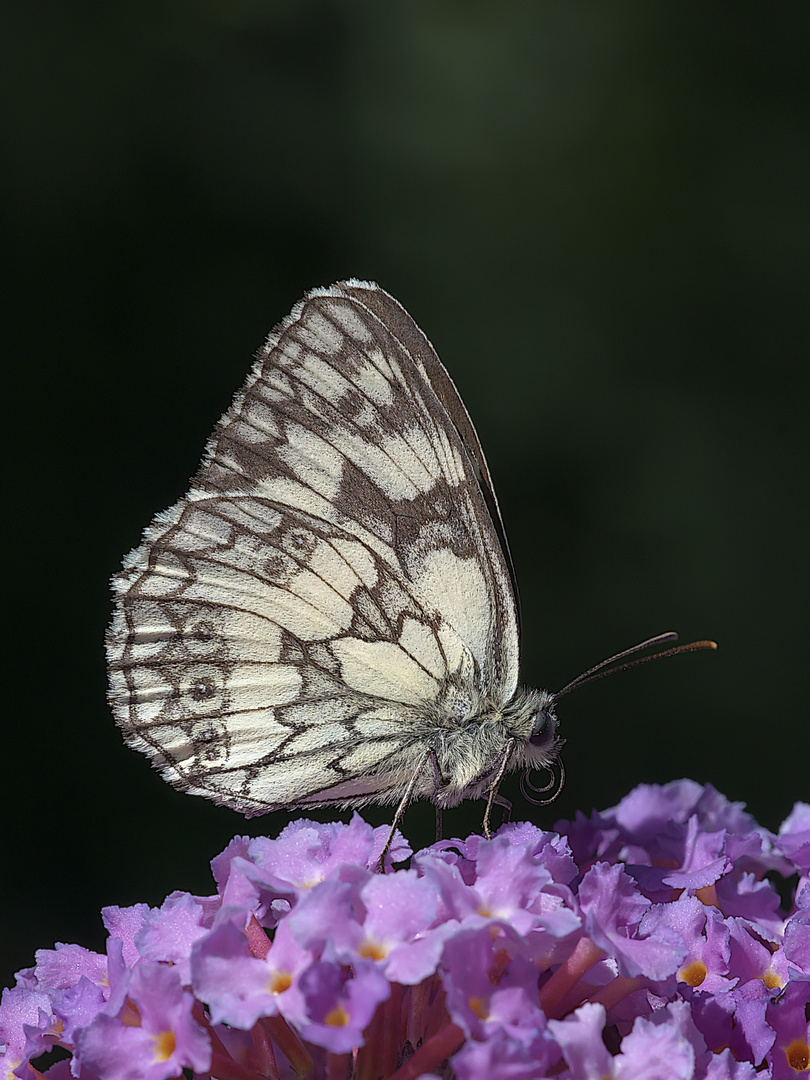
[3,2,808,987]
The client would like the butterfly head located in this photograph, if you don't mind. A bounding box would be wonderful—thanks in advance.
[504,686,562,765]
[493,685,565,808]
[530,703,558,750]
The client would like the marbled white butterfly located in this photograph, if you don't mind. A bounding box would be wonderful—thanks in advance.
[107,281,714,843]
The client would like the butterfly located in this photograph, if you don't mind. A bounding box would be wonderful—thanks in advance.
[107,280,714,845]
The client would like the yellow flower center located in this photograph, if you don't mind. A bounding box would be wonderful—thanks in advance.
[269,971,292,994]
[119,1000,142,1027]
[468,996,489,1020]
[695,885,719,909]
[152,1030,176,1063]
[325,1005,350,1027]
[786,1039,810,1072]
[357,940,388,960]
[678,960,708,987]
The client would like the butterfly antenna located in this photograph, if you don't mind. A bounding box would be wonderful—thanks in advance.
[553,632,717,701]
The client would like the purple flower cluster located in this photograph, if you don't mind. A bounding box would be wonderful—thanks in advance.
[2,781,808,1080]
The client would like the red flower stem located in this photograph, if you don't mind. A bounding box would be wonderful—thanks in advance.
[208,1051,271,1080]
[385,1022,465,1080]
[591,974,643,1013]
[194,994,302,1079]
[403,978,431,1049]
[326,1052,351,1080]
[192,1001,234,1060]
[354,1004,383,1080]
[381,982,403,1075]
[552,982,599,1019]
[251,1017,280,1079]
[422,982,449,1043]
[246,915,272,959]
[355,982,402,1080]
[257,1014,314,1077]
[538,937,605,1017]
[404,977,448,1049]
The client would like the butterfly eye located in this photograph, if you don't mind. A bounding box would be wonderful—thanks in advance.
[529,711,552,747]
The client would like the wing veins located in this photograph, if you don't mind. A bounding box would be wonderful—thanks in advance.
[254,365,446,504]
[199,734,420,785]
[142,541,386,642]
[333,296,466,493]
[286,318,451,488]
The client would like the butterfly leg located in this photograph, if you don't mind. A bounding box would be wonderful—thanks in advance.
[378,748,434,873]
[428,750,444,842]
[481,738,516,839]
[482,791,514,839]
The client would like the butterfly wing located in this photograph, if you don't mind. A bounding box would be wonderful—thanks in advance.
[340,281,522,651]
[107,281,522,812]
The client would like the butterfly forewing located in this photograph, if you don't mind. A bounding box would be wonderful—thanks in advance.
[107,281,522,813]
[340,281,522,649]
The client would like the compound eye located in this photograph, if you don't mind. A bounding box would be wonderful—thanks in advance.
[530,711,550,747]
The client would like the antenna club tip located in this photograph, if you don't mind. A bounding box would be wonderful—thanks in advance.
[693,640,718,651]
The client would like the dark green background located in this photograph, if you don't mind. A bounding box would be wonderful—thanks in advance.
[3,4,808,988]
